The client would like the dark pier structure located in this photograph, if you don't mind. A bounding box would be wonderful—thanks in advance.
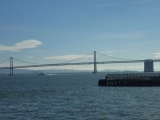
[98,73,160,87]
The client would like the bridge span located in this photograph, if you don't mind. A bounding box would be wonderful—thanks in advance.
[1,51,160,75]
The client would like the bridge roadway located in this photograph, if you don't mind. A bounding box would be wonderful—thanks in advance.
[1,59,160,69]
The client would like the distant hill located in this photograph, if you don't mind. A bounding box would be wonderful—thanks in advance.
[0,68,92,74]
[0,68,142,75]
[101,69,141,73]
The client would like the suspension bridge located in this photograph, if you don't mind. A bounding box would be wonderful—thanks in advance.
[1,51,160,75]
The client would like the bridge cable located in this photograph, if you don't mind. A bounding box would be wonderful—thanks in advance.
[0,58,10,64]
[96,52,131,61]
[61,52,94,64]
[13,58,38,64]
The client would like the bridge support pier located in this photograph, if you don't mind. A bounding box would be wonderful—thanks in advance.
[10,57,13,75]
[93,51,97,74]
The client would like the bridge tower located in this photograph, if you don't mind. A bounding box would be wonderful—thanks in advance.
[93,51,97,73]
[144,59,154,72]
[10,57,13,75]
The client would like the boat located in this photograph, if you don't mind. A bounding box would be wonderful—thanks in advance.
[38,73,45,75]
[98,73,160,87]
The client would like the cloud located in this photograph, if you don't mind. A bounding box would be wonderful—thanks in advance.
[153,52,160,58]
[45,55,93,60]
[0,39,42,52]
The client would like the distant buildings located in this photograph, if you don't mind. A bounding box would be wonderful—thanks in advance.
[144,59,154,72]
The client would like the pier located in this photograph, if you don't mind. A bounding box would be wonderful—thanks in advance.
[98,72,160,87]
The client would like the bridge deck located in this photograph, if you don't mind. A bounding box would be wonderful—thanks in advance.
[1,59,160,69]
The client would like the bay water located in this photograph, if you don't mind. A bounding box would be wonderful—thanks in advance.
[0,73,160,120]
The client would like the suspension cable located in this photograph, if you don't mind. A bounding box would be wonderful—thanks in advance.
[13,57,37,64]
[96,52,131,61]
[13,52,93,65]
[60,52,94,63]
[0,58,10,64]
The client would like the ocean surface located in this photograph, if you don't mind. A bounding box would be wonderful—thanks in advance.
[1,73,160,120]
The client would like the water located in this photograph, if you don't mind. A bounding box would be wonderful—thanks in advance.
[1,73,160,120]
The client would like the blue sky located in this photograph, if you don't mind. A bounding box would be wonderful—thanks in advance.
[1,0,160,71]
